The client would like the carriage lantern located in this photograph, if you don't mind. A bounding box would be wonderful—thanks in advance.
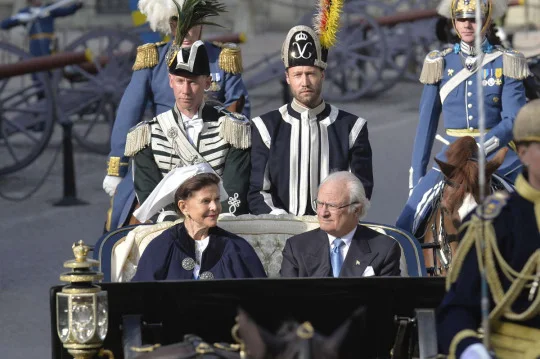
[56,240,109,359]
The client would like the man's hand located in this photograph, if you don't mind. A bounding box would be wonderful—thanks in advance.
[103,175,123,197]
[461,343,491,359]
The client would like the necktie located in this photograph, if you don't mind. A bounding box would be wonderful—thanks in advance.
[331,238,345,278]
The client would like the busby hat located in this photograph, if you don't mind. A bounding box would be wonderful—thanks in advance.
[282,0,343,70]
[513,99,540,143]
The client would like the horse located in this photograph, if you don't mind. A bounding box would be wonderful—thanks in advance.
[419,136,509,276]
[135,307,365,359]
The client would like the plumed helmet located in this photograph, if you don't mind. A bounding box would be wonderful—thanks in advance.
[282,0,344,70]
[282,25,328,70]
[513,99,540,143]
[437,0,508,21]
[138,0,183,35]
[168,40,210,76]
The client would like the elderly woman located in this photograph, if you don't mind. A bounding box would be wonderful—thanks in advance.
[132,164,266,281]
[437,99,540,358]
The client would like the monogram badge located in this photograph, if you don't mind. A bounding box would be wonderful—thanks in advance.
[228,193,241,214]
[355,260,361,266]
[199,271,214,280]
[182,257,196,271]
[447,69,454,76]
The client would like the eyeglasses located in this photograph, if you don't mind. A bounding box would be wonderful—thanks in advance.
[312,199,358,212]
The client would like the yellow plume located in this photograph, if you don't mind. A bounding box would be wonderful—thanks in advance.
[313,0,344,49]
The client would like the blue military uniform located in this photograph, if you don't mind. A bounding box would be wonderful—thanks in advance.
[0,2,82,57]
[106,40,250,230]
[132,223,267,281]
[437,173,540,358]
[396,40,529,236]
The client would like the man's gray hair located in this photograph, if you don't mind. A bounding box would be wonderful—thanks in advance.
[320,171,371,219]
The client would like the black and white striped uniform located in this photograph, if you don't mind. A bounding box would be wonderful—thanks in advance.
[248,100,373,216]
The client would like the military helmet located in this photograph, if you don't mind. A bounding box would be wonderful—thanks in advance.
[513,99,540,143]
[437,0,508,20]
[282,25,328,70]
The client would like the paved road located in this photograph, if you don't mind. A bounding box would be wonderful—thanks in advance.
[0,32,440,358]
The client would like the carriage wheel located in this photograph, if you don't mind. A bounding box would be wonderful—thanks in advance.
[0,42,55,176]
[323,2,388,101]
[53,29,141,155]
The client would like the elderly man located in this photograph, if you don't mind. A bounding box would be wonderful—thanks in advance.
[280,171,400,278]
[248,24,373,216]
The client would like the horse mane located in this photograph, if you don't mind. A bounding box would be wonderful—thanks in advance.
[444,137,480,213]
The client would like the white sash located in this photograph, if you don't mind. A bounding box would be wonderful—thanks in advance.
[440,51,503,105]
[155,110,206,167]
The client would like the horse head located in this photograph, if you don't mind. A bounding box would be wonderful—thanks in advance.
[434,136,508,230]
[235,307,365,359]
[423,136,508,276]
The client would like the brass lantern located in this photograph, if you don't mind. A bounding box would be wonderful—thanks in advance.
[56,240,108,359]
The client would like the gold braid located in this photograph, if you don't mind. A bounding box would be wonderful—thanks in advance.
[447,212,540,324]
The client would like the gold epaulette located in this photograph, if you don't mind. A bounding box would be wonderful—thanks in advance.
[132,41,168,71]
[124,121,152,157]
[219,113,251,149]
[214,42,243,74]
[501,48,531,80]
[419,48,452,84]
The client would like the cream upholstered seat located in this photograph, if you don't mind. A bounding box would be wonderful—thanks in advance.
[107,214,424,281]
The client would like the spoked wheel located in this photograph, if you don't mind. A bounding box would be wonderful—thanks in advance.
[323,1,388,101]
[53,29,141,155]
[0,42,55,176]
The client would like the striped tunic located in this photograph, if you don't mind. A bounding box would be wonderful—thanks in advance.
[149,106,230,176]
[248,100,373,216]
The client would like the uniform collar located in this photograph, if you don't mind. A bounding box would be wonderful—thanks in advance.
[516,172,540,204]
[455,38,493,55]
[173,101,205,122]
[291,98,326,119]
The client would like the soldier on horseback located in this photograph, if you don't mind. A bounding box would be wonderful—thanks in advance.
[396,0,531,237]
[437,99,540,359]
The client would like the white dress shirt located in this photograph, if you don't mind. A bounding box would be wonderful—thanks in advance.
[327,227,357,260]
[193,236,210,279]
[180,111,203,146]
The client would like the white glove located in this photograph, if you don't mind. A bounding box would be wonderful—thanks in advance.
[460,343,491,359]
[13,13,36,23]
[103,175,123,197]
[477,136,500,156]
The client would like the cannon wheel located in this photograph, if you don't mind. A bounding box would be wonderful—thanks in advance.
[53,29,142,155]
[323,1,388,101]
[0,42,55,176]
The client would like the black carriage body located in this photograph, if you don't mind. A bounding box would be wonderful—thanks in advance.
[50,278,445,359]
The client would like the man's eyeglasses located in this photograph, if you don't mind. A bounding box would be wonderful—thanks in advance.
[312,199,358,212]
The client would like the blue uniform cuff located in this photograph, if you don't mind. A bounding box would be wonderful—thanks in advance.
[107,156,129,177]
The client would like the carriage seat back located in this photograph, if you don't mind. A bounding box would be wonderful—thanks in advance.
[94,215,426,281]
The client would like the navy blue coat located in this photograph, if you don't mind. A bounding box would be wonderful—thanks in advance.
[132,223,267,281]
[437,177,540,357]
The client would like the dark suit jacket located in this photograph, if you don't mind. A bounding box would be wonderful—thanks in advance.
[280,225,401,278]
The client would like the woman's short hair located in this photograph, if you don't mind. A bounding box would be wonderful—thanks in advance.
[174,173,221,204]
[320,171,371,219]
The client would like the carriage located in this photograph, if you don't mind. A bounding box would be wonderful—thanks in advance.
[50,214,446,359]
